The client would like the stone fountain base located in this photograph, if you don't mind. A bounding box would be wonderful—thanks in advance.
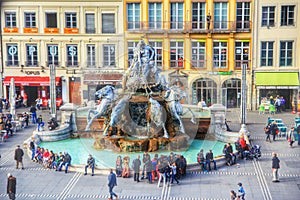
[93,133,190,152]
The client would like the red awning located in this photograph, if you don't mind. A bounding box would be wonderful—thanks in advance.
[3,76,61,86]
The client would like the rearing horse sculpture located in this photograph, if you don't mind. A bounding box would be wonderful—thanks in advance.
[149,97,168,138]
[164,85,196,134]
[85,86,117,131]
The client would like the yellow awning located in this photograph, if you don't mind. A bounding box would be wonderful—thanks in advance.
[256,72,299,86]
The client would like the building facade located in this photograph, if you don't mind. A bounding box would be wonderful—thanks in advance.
[252,0,300,111]
[0,0,124,106]
[124,0,253,109]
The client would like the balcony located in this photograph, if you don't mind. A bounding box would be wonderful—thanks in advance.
[126,20,251,33]
[5,61,19,66]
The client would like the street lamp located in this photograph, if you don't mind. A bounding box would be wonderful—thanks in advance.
[240,63,247,124]
[50,64,57,120]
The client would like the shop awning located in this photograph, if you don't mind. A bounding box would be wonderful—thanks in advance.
[83,74,122,85]
[256,72,299,89]
[3,76,61,86]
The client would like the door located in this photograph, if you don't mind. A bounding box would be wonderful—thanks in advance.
[69,77,82,105]
[25,86,38,106]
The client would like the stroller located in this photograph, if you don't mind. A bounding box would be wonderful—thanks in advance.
[243,145,261,160]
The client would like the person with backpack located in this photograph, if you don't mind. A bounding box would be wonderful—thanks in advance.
[264,123,271,142]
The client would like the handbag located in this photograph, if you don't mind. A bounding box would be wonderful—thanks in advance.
[287,138,291,142]
[275,129,279,135]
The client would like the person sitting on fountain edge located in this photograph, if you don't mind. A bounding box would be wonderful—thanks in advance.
[205,150,217,171]
[84,154,95,176]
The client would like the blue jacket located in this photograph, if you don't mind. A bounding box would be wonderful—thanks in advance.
[108,172,117,187]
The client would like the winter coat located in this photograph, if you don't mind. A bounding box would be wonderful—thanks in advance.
[272,156,280,169]
[108,172,117,187]
[14,148,24,162]
[7,176,16,194]
[145,159,152,173]
[288,130,295,142]
[132,158,141,173]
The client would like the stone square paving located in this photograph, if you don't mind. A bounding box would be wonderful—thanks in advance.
[0,108,299,200]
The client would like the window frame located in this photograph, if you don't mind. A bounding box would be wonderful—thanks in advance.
[236,2,250,30]
[65,12,77,28]
[66,44,78,67]
[235,41,250,69]
[170,41,184,68]
[260,41,274,67]
[47,44,59,67]
[214,2,228,29]
[103,44,116,67]
[148,3,162,30]
[102,13,115,34]
[280,5,295,26]
[86,44,96,67]
[148,41,163,67]
[191,41,206,68]
[191,2,206,30]
[213,41,227,68]
[261,6,275,27]
[45,12,57,28]
[26,44,38,67]
[85,13,95,34]
[24,12,36,28]
[6,44,19,66]
[5,12,17,28]
[170,2,184,30]
[279,41,293,66]
[127,3,141,30]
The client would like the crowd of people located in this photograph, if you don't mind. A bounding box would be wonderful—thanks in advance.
[113,152,187,187]
[29,138,72,173]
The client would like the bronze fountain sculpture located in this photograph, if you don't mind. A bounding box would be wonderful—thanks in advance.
[86,40,196,152]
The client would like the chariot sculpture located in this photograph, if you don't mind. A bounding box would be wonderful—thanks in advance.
[86,40,196,152]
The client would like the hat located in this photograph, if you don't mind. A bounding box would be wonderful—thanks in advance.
[7,173,11,178]
[237,182,242,186]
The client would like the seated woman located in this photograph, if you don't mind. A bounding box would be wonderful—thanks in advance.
[42,149,50,168]
[115,156,123,177]
[122,155,130,178]
[0,118,6,142]
[4,120,13,136]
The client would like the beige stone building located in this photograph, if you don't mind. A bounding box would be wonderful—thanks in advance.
[0,0,124,106]
[252,0,300,111]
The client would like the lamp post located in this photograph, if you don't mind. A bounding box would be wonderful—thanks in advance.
[50,64,57,120]
[241,63,247,124]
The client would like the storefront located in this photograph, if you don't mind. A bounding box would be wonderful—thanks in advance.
[3,76,62,107]
[83,73,123,101]
[255,72,299,110]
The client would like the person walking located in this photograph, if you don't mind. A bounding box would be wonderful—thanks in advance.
[29,104,37,124]
[14,145,24,169]
[272,152,280,182]
[29,137,36,161]
[270,121,278,141]
[84,154,95,176]
[287,127,296,148]
[108,169,118,200]
[237,182,246,200]
[132,155,141,182]
[264,123,271,142]
[7,173,16,200]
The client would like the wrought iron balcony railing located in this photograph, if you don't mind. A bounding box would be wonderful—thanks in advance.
[127,20,251,33]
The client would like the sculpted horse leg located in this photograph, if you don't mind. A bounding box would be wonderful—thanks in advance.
[162,123,169,138]
[182,108,196,124]
[87,109,98,122]
[85,111,102,131]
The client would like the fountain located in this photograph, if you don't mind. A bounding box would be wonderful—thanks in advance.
[84,40,198,152]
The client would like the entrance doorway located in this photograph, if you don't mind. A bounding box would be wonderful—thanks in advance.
[69,77,82,105]
[222,78,241,108]
[192,78,217,106]
[25,86,38,106]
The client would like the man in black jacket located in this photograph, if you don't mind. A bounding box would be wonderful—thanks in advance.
[132,155,141,182]
[272,152,280,182]
[7,173,16,200]
[14,145,24,169]
[84,154,95,176]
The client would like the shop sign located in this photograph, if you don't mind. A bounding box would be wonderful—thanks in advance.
[25,71,40,75]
